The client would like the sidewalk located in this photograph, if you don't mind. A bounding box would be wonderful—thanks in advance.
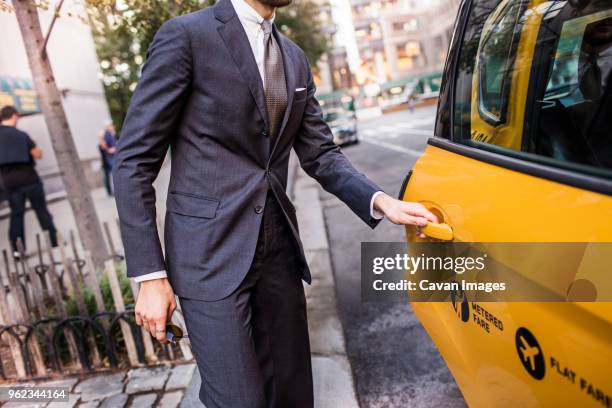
[181,167,360,407]
[296,169,360,408]
[0,363,197,408]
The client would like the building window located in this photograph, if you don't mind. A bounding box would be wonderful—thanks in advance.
[392,19,418,33]
[396,41,423,71]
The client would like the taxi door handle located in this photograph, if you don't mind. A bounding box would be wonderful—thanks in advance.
[421,222,454,241]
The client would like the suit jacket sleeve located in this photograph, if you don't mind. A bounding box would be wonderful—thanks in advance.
[112,19,192,278]
[293,58,382,229]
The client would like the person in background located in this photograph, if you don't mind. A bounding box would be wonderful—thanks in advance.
[0,106,58,257]
[407,93,415,113]
[98,121,117,196]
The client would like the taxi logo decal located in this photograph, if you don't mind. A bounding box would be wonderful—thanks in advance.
[450,287,470,322]
[515,327,545,380]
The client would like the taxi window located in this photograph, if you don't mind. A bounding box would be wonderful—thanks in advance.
[453,0,612,178]
[477,0,525,125]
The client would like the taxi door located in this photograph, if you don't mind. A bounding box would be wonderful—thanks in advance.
[400,0,612,407]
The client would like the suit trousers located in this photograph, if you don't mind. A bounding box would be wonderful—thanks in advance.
[180,192,313,408]
[7,181,58,252]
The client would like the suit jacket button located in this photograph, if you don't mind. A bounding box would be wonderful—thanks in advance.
[261,130,268,137]
[254,205,264,214]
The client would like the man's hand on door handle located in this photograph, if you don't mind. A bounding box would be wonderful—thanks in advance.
[373,192,438,234]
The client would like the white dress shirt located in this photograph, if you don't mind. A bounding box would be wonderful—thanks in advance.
[133,0,383,282]
[231,0,270,85]
[579,45,612,91]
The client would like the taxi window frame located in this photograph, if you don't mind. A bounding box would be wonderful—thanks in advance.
[432,0,612,196]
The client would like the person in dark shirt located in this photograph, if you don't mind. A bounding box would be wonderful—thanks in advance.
[0,106,58,256]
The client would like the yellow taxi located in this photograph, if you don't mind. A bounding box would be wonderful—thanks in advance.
[399,0,612,406]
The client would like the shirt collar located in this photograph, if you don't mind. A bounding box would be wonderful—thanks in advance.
[230,0,275,30]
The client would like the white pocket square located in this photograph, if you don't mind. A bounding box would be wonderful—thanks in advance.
[295,87,306,92]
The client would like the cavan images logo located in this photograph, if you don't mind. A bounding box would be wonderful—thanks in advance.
[515,327,545,380]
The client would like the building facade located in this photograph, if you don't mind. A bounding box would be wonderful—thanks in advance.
[313,0,354,93]
[316,0,460,94]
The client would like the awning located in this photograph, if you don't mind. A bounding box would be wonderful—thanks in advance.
[379,76,418,91]
[0,76,41,115]
[379,71,443,92]
[315,89,347,102]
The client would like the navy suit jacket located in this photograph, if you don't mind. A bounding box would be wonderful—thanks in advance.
[113,0,382,301]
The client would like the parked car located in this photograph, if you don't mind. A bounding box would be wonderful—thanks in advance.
[400,0,612,407]
[323,108,359,146]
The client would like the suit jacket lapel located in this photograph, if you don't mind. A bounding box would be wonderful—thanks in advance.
[270,28,296,160]
[215,0,269,134]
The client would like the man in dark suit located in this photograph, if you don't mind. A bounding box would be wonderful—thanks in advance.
[113,0,436,406]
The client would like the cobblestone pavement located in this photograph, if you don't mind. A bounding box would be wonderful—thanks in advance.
[1,362,196,408]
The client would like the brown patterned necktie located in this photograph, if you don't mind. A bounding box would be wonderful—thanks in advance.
[261,19,288,141]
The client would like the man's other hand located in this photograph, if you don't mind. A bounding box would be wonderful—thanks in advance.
[135,278,176,343]
[30,147,42,160]
[374,193,438,226]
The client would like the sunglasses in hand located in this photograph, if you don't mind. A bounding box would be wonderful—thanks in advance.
[166,324,188,343]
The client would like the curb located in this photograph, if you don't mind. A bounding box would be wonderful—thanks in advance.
[294,169,360,408]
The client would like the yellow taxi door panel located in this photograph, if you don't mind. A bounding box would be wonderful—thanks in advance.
[403,0,612,405]
[402,145,612,408]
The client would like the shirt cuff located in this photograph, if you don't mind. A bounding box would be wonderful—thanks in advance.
[370,191,385,220]
[133,270,168,282]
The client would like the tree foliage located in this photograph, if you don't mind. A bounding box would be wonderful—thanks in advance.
[275,1,329,70]
[87,0,329,130]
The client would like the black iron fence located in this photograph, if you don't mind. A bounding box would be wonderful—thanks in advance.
[0,221,192,381]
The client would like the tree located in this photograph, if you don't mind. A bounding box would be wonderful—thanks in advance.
[86,0,329,130]
[12,0,110,268]
[275,1,329,68]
